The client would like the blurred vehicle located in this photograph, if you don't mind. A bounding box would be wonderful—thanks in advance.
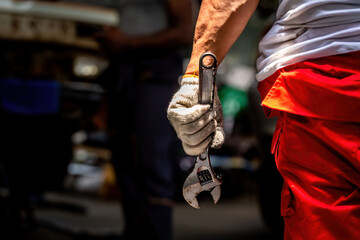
[0,0,119,234]
[0,0,119,111]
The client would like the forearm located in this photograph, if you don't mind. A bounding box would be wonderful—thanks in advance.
[186,0,259,75]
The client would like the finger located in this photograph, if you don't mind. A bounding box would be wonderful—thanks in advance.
[180,119,216,146]
[177,110,215,135]
[210,127,225,149]
[168,85,199,109]
[168,104,210,125]
[182,135,213,156]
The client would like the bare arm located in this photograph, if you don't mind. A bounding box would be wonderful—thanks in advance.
[185,0,259,74]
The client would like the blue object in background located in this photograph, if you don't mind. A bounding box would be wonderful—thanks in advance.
[0,78,61,115]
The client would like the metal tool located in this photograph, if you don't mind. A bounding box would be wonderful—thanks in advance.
[182,52,222,209]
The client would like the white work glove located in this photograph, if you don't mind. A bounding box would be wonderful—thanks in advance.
[167,76,224,156]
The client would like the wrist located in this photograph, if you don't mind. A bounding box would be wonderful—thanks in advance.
[182,74,199,79]
[185,61,199,76]
[179,75,199,85]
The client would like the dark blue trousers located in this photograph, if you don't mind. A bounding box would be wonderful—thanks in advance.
[108,51,184,240]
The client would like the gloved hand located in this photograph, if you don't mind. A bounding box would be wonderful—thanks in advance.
[167,76,224,156]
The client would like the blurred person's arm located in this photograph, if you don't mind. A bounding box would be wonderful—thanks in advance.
[186,0,259,74]
[96,0,194,51]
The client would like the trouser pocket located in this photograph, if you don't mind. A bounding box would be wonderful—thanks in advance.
[280,182,295,217]
[271,116,295,217]
[271,117,283,167]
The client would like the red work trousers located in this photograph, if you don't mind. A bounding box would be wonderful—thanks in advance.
[258,51,360,240]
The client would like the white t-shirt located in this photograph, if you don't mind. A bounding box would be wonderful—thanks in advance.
[256,0,360,81]
[119,0,168,36]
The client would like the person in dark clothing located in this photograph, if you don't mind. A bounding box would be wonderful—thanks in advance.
[95,1,197,239]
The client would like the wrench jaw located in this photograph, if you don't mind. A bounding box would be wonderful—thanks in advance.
[183,167,202,209]
[183,183,201,209]
[182,153,222,209]
[183,179,221,209]
[210,185,221,204]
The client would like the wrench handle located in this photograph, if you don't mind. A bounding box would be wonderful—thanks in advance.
[198,52,217,161]
[199,52,217,105]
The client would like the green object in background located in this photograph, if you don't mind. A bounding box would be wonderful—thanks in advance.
[218,85,248,118]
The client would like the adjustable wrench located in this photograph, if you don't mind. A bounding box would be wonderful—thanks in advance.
[182,52,222,209]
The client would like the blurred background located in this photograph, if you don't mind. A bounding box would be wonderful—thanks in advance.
[0,0,283,239]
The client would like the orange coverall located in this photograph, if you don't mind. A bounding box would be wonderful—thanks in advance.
[258,51,360,239]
